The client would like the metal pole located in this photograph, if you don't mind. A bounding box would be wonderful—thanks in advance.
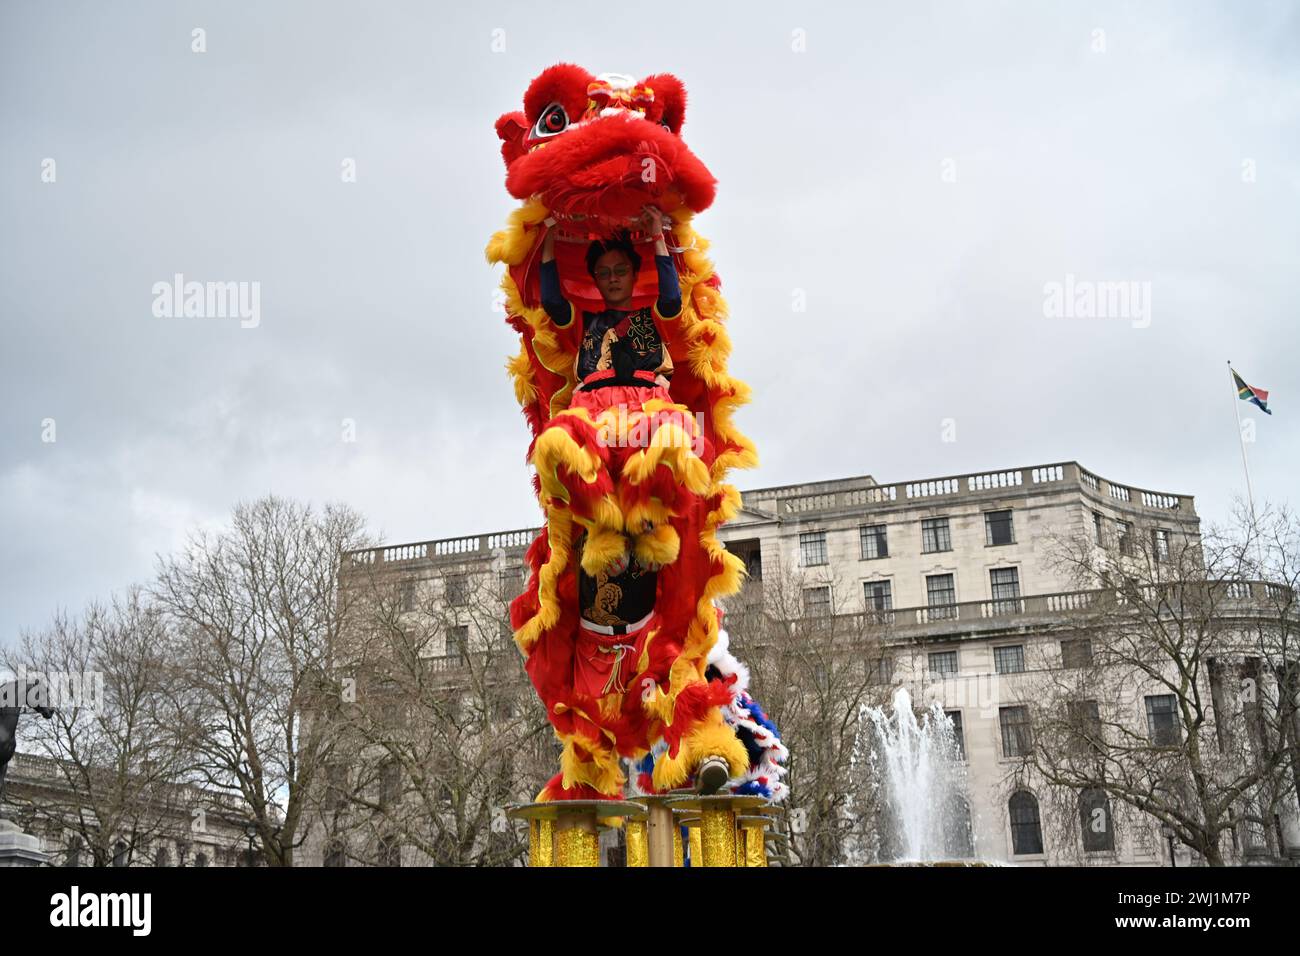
[1228,362,1258,524]
[1228,362,1268,573]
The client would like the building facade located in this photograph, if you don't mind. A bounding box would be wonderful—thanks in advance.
[2,751,260,867]
[311,460,1299,866]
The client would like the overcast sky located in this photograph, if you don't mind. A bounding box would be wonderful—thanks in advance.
[2,0,1297,647]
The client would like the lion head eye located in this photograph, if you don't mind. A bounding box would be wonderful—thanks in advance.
[532,103,569,139]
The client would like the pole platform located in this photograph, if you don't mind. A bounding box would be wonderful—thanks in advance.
[506,800,646,868]
[666,794,771,867]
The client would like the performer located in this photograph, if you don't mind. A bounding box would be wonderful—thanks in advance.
[539,206,678,393]
[536,206,687,578]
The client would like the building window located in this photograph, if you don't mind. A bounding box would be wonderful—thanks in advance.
[989,567,1021,614]
[926,573,956,620]
[860,524,888,559]
[1152,529,1170,562]
[399,579,417,612]
[379,684,403,729]
[1061,638,1093,669]
[498,619,515,649]
[994,644,1025,674]
[866,655,894,684]
[1133,825,1156,857]
[728,541,763,582]
[1145,694,1180,746]
[929,650,958,676]
[799,531,827,567]
[864,580,893,613]
[194,852,209,868]
[922,517,951,553]
[497,567,523,602]
[379,834,401,867]
[491,694,515,722]
[802,585,831,617]
[1116,520,1132,555]
[1079,788,1115,852]
[448,624,469,662]
[1068,699,1104,755]
[324,841,346,868]
[445,573,469,607]
[945,710,966,760]
[379,761,401,808]
[999,705,1033,757]
[1009,791,1044,855]
[985,510,1014,546]
[1093,511,1104,545]
[324,763,347,815]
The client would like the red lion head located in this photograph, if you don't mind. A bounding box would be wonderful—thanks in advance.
[495,64,716,233]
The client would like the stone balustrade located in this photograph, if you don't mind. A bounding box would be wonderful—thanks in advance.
[342,462,1194,569]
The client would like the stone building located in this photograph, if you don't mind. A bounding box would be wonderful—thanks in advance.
[1,751,261,866]
[305,460,1299,866]
[717,460,1297,865]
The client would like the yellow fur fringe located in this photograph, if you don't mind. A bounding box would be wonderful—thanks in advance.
[491,202,758,723]
[651,709,750,791]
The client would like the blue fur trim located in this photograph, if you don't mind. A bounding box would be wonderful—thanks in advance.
[742,693,782,741]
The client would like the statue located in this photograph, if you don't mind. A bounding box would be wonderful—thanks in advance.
[0,678,54,808]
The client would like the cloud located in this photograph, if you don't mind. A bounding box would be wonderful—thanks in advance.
[1,0,1297,644]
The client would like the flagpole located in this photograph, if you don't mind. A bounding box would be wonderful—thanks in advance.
[1228,360,1262,566]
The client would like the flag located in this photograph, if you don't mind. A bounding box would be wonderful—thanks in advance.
[1232,368,1272,415]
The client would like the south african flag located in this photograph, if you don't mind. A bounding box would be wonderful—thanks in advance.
[1232,368,1272,415]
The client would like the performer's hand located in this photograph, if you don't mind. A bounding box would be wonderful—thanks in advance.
[606,549,630,576]
[640,205,671,255]
[638,205,664,234]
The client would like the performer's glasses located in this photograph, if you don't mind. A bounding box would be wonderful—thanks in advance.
[594,266,631,280]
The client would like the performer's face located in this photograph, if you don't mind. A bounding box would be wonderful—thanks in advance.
[593,250,634,307]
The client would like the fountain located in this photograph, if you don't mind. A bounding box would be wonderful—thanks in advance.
[857,686,980,864]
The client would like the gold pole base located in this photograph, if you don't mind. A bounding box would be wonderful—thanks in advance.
[506,801,647,868]
[666,795,771,868]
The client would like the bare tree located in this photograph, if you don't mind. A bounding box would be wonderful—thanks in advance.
[2,587,193,866]
[151,496,370,866]
[1020,503,1300,865]
[724,558,894,866]
[313,555,554,866]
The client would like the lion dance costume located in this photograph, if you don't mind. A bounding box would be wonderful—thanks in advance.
[489,64,785,803]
